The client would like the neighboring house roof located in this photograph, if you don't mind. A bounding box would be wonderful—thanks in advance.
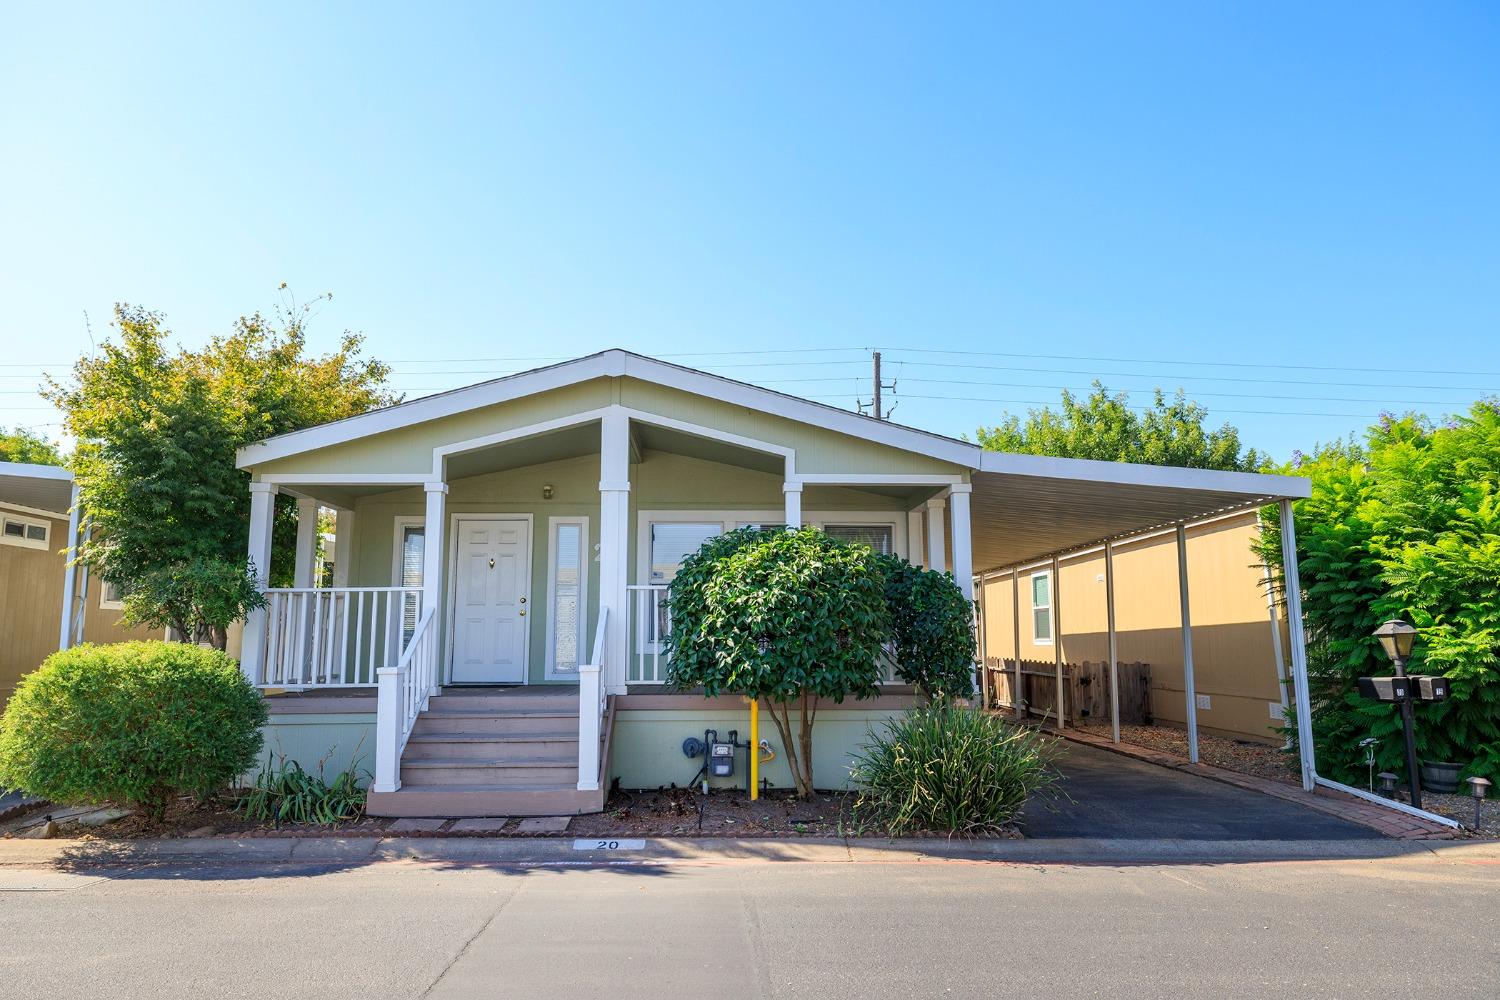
[0,461,73,515]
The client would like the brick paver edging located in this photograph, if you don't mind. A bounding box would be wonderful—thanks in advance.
[1058,728,1457,841]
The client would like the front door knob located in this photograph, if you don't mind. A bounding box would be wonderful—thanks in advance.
[488,557,495,568]
[519,610,526,617]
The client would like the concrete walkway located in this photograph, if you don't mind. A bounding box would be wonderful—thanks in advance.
[1024,740,1380,840]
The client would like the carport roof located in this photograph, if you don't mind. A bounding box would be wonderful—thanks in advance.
[0,461,74,515]
[969,452,1309,572]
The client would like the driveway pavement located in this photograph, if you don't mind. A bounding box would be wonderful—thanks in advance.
[1022,740,1379,840]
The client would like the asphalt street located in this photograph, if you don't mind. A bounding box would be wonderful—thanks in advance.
[2,841,1496,1000]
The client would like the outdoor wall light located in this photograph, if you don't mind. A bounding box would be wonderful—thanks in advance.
[1377,772,1399,798]
[542,484,555,500]
[1374,619,1417,664]
[1468,776,1492,830]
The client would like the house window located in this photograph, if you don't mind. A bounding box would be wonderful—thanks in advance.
[395,521,425,646]
[1031,571,1053,644]
[1,515,49,550]
[547,517,589,677]
[100,580,126,611]
[649,522,721,585]
[824,524,894,555]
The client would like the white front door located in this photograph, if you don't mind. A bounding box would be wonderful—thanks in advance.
[450,516,531,684]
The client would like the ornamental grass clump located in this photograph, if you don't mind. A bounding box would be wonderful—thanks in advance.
[850,702,1059,836]
[0,641,266,819]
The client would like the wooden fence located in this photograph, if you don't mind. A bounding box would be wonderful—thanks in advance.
[986,658,1152,727]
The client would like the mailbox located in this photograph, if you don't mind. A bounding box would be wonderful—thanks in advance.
[1410,675,1450,702]
[1357,676,1409,702]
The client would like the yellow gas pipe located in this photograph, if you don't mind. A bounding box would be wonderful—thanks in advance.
[749,698,759,800]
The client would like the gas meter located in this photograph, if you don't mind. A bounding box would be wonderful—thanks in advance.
[709,736,737,777]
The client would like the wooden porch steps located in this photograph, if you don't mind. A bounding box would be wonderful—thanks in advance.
[365,687,610,818]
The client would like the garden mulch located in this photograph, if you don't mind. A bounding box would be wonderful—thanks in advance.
[0,787,1022,842]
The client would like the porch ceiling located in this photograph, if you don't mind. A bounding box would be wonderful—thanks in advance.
[0,461,73,514]
[969,469,1301,572]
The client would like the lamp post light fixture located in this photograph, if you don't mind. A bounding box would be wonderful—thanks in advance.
[1372,619,1424,810]
[1468,776,1492,831]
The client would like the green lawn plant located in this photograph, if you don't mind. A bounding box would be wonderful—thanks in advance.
[664,527,891,799]
[239,750,368,826]
[0,642,267,819]
[850,701,1058,836]
[1257,403,1500,786]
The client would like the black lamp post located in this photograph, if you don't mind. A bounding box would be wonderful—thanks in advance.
[1373,619,1422,810]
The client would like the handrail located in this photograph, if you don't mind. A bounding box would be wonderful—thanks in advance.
[577,606,610,792]
[589,605,609,668]
[396,607,435,672]
[373,606,437,794]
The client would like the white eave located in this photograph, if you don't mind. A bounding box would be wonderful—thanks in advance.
[0,460,75,515]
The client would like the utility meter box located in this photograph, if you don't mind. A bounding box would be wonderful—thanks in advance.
[709,739,736,777]
[1356,676,1409,703]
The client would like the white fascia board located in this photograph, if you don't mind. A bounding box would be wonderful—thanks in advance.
[978,451,1312,499]
[235,352,626,469]
[0,461,73,482]
[618,353,981,467]
[235,349,985,472]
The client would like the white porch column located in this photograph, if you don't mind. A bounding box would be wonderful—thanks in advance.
[949,486,973,599]
[783,481,803,529]
[240,482,279,684]
[1052,554,1064,729]
[1011,566,1023,719]
[599,411,631,693]
[1279,498,1317,791]
[907,509,925,567]
[1105,539,1120,744]
[1176,523,1200,764]
[421,483,447,627]
[925,496,947,574]
[294,497,320,588]
[332,509,355,587]
[58,484,82,650]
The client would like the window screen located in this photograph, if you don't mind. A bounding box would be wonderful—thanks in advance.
[824,524,894,555]
[552,522,583,673]
[1031,572,1052,642]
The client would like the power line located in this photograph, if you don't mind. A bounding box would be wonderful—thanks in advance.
[875,346,1500,379]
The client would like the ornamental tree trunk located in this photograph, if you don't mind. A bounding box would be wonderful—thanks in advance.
[766,693,819,799]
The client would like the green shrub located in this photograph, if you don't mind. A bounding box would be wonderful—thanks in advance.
[239,750,367,826]
[665,526,890,798]
[850,702,1058,835]
[0,641,267,818]
[874,553,975,700]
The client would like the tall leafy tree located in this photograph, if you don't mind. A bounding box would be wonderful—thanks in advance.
[0,426,65,466]
[975,381,1266,471]
[44,294,395,649]
[1256,406,1500,785]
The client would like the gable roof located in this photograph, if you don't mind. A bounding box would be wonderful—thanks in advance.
[236,348,983,469]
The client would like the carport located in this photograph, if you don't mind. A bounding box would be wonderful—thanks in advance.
[963,451,1460,832]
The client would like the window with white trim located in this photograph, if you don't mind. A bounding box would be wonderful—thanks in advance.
[824,523,894,555]
[393,519,425,645]
[1031,571,1053,644]
[547,517,589,677]
[1,515,49,550]
[100,580,126,611]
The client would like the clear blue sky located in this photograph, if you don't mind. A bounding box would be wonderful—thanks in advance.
[3,2,1496,459]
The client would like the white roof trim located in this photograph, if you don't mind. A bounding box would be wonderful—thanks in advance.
[0,461,73,482]
[978,451,1311,499]
[235,349,978,470]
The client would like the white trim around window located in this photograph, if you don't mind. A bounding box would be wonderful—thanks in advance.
[0,512,51,550]
[1030,569,1054,645]
[99,579,125,611]
[545,515,590,681]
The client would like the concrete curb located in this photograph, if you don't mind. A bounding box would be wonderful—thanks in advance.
[3,835,1495,870]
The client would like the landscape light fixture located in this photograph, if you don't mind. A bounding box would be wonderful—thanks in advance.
[1376,772,1399,798]
[1372,619,1424,810]
[1468,776,1492,831]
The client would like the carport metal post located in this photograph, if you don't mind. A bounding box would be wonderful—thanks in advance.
[1011,566,1023,719]
[1052,554,1064,729]
[1105,538,1120,744]
[1176,523,1200,764]
[1279,498,1317,791]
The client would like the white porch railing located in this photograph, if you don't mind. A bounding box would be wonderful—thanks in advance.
[258,587,422,688]
[373,607,438,793]
[577,606,610,792]
[627,583,669,683]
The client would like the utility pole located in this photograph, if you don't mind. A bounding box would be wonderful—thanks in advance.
[872,351,883,421]
[859,350,898,420]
